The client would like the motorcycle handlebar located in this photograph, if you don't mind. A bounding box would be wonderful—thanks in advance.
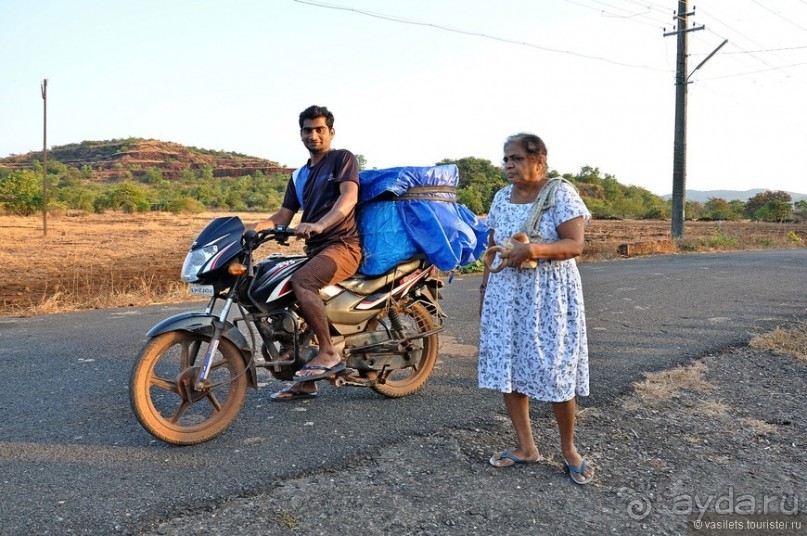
[243,225,297,250]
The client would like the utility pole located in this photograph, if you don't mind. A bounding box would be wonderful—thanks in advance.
[665,1,703,239]
[41,79,48,237]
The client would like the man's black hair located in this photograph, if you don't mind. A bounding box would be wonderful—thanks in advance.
[299,105,335,129]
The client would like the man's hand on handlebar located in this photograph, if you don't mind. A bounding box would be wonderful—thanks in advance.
[245,220,275,234]
[294,222,324,241]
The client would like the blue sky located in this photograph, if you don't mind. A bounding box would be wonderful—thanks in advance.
[1,0,805,196]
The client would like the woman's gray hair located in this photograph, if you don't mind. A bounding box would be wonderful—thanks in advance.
[504,133,547,158]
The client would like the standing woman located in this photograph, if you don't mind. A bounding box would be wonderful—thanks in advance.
[479,133,594,484]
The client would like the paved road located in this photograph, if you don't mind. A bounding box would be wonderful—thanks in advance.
[0,249,804,535]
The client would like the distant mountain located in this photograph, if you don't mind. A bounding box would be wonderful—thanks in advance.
[662,189,807,203]
[0,138,292,181]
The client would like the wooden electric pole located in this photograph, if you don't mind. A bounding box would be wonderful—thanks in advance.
[41,79,48,237]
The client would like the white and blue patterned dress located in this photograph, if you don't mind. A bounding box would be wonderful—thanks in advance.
[478,182,591,402]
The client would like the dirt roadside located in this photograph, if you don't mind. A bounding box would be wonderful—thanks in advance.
[2,213,804,316]
[143,323,806,536]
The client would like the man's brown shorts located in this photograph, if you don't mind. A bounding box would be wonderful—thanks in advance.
[289,240,361,293]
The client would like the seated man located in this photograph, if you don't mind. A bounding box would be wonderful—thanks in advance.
[250,105,361,401]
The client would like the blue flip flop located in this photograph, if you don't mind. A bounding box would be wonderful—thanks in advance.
[564,458,594,485]
[293,362,346,382]
[489,448,537,468]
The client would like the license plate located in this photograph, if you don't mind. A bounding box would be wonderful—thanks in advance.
[189,284,214,296]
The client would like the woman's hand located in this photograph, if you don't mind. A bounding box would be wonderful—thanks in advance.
[499,241,534,269]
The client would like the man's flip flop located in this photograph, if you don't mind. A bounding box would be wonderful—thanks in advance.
[292,362,346,382]
[269,387,318,402]
[564,458,594,485]
[488,448,537,468]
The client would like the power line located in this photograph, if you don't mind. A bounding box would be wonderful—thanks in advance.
[620,0,674,14]
[696,7,780,70]
[565,0,670,28]
[694,44,807,55]
[293,0,669,71]
[697,5,807,84]
[700,59,807,80]
[690,32,765,79]
[751,0,807,34]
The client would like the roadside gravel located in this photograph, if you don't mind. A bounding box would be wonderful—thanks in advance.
[143,326,806,536]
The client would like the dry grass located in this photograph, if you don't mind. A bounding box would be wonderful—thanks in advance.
[585,219,807,260]
[698,399,730,419]
[20,276,191,317]
[0,211,304,316]
[633,361,715,401]
[749,321,807,363]
[0,213,805,316]
[739,417,778,435]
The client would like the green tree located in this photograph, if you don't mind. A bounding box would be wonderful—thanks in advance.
[793,200,807,222]
[355,154,368,171]
[685,200,703,220]
[574,165,604,186]
[95,182,152,213]
[200,165,214,181]
[703,197,734,220]
[745,191,792,221]
[729,200,746,218]
[56,186,98,212]
[165,196,205,214]
[0,170,42,215]
[764,200,792,222]
[570,166,666,219]
[437,157,505,214]
[142,167,165,184]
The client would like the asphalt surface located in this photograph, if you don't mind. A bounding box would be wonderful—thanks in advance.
[0,249,805,535]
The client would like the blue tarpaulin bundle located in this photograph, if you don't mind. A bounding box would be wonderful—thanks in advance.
[357,164,489,276]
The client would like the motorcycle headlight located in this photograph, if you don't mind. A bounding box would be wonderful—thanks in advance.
[181,245,218,283]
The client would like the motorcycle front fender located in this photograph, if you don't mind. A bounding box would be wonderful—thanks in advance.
[146,312,248,350]
[146,312,256,387]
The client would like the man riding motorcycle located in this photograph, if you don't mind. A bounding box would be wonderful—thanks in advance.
[249,104,361,401]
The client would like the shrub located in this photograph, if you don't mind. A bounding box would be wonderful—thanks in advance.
[706,229,738,249]
[166,196,205,214]
[459,258,485,273]
[0,170,42,215]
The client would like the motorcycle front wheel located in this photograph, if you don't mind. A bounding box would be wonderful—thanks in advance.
[130,331,248,445]
[370,302,439,398]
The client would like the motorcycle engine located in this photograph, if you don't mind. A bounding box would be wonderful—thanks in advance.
[259,313,313,381]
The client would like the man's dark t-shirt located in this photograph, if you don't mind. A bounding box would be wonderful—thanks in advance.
[281,149,360,252]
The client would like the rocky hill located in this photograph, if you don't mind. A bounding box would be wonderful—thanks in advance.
[0,138,293,181]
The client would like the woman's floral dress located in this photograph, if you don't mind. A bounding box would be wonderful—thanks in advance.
[478,182,591,402]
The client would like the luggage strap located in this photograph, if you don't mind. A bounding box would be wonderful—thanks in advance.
[396,186,457,202]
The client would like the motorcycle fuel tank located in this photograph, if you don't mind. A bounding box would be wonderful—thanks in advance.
[248,255,309,312]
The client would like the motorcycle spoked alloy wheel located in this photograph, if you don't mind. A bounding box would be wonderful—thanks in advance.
[130,331,248,445]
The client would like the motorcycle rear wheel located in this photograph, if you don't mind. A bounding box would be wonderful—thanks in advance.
[130,331,248,445]
[371,302,439,398]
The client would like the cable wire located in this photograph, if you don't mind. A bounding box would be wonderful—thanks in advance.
[293,0,669,71]
[751,0,807,34]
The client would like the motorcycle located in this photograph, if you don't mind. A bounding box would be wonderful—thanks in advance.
[129,216,445,445]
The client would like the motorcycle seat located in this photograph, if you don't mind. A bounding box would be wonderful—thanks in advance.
[340,258,423,296]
